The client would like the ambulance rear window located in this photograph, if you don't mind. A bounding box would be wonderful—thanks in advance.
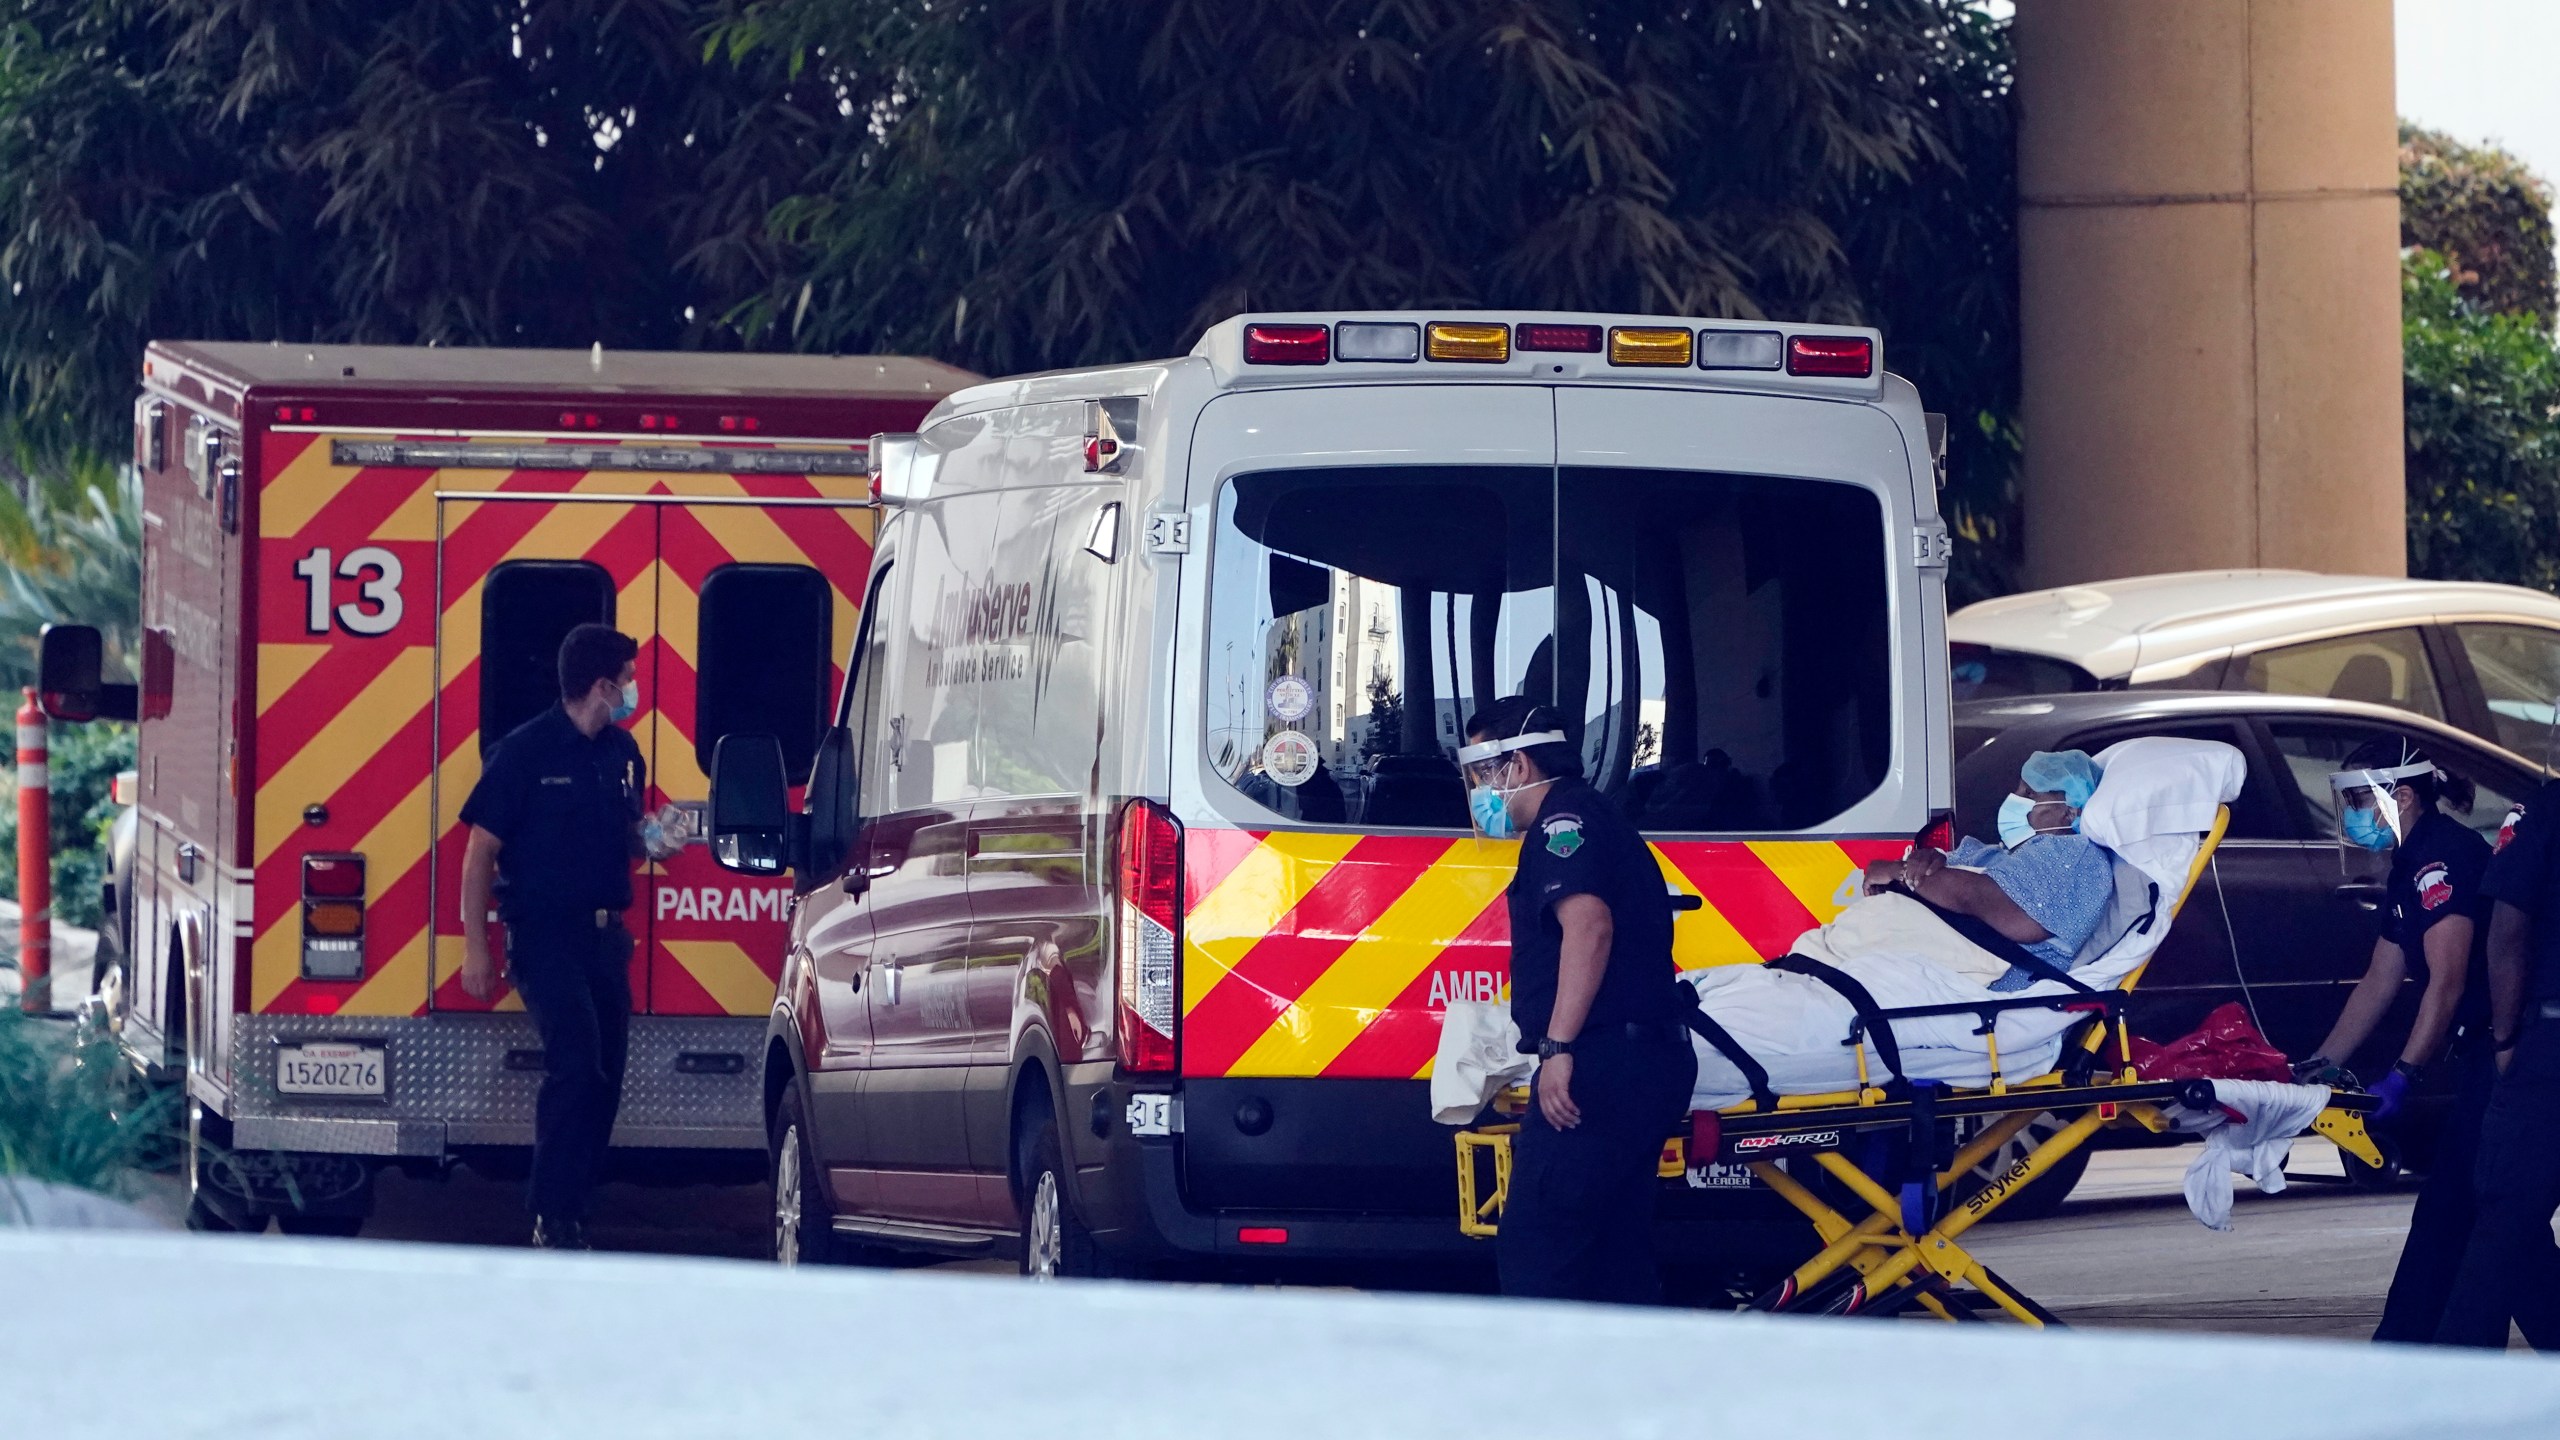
[1204,464,1892,832]
[480,560,615,751]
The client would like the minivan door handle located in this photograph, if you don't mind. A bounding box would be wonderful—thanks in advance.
[2332,881,2386,911]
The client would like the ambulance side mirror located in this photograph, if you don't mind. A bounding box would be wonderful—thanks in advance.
[37,625,137,724]
[709,732,792,876]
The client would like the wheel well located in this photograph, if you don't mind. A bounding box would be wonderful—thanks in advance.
[1005,1060,1059,1203]
[763,1039,795,1138]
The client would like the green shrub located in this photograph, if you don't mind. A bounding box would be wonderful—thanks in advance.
[2401,124,2558,329]
[2402,248,2560,590]
[0,719,133,933]
[0,1008,168,1194]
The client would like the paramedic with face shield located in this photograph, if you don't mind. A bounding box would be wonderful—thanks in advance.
[2281,740,2535,1345]
[1860,749,2115,988]
[1461,697,1696,1304]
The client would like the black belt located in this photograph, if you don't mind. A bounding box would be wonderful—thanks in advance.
[508,908,628,929]
[1514,1019,1685,1054]
[1768,953,1907,1084]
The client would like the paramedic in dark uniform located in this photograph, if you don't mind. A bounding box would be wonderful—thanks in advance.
[2435,767,2560,1347]
[1460,696,1697,1304]
[458,624,682,1250]
[2283,740,2509,1343]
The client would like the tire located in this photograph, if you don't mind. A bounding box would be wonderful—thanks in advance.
[183,1101,253,1233]
[276,1214,364,1238]
[1953,1111,2093,1223]
[1015,1100,1112,1280]
[771,1085,840,1267]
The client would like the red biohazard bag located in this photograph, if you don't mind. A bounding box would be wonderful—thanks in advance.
[2126,1002,2291,1083]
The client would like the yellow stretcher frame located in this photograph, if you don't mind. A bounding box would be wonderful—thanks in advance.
[1454,808,2388,1324]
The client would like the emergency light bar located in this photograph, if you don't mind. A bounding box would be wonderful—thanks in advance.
[1232,317,1874,378]
[330,440,867,475]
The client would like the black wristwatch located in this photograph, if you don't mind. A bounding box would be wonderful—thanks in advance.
[2391,1059,2426,1083]
[1537,1036,1575,1061]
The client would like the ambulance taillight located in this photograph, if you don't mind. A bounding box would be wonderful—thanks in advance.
[1242,323,1329,366]
[301,854,366,981]
[1786,334,1874,378]
[1114,799,1183,1075]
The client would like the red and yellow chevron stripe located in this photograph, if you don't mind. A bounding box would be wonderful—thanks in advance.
[249,432,871,1020]
[1178,828,1906,1078]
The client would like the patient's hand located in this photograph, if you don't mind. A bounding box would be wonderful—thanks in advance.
[1901,847,1947,890]
[1862,860,1900,895]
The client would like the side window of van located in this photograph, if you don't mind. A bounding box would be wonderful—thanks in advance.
[479,559,613,752]
[879,496,992,812]
[972,484,1112,799]
[695,563,832,777]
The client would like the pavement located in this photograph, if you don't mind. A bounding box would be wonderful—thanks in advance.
[104,1133,2459,1344]
[0,899,98,1012]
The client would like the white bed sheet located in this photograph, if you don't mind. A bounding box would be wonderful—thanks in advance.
[1686,737,2245,1109]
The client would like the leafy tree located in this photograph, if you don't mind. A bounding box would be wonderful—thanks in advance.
[2401,123,2558,329]
[2402,247,2560,591]
[1359,672,1403,767]
[0,466,139,693]
[0,0,813,466]
[711,0,2019,591]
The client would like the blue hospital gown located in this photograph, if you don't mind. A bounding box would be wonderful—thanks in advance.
[1944,835,2116,990]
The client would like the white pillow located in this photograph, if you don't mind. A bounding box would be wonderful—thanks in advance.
[2082,736,2245,849]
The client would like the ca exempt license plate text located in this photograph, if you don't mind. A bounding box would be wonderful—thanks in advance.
[276,1042,386,1097]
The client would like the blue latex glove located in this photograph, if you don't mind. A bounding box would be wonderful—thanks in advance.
[2370,1068,2411,1120]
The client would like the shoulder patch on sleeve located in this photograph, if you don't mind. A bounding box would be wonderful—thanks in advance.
[1542,816,1585,858]
[2499,803,2527,853]
[2416,860,2456,911]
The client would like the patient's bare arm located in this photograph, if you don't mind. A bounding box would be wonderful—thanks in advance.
[1901,865,2053,946]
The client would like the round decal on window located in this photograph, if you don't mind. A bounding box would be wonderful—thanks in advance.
[1266,674,1314,724]
[1261,729,1320,788]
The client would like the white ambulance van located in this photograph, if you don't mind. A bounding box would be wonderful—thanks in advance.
[709,312,1954,1277]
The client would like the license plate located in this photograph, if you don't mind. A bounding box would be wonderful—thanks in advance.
[276,1041,387,1097]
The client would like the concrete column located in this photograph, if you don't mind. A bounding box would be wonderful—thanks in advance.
[2014,0,2404,587]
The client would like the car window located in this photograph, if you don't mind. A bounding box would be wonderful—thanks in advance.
[2263,720,2521,847]
[1950,644,2097,703]
[2455,623,2560,760]
[2232,628,2443,720]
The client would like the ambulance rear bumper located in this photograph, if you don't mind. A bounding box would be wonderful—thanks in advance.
[222,1013,766,1157]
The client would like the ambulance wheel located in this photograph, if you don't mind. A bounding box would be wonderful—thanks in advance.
[183,1101,255,1234]
[1015,1101,1111,1280]
[1956,1111,2092,1223]
[771,1085,842,1267]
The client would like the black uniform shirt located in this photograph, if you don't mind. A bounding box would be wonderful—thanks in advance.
[2483,779,2560,1005]
[457,704,645,922]
[2377,808,2492,1032]
[1505,778,1680,1043]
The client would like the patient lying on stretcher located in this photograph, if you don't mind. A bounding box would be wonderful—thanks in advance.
[1684,748,2138,1109]
[1849,749,2116,990]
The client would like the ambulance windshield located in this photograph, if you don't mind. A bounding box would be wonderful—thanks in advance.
[1204,464,1891,833]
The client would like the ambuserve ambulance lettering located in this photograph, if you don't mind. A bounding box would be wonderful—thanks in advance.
[921,558,1074,707]
[659,885,793,923]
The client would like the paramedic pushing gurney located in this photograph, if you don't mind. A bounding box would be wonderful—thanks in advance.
[1861,750,2114,983]
[1461,698,1696,1304]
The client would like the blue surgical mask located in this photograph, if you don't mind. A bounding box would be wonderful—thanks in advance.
[608,679,639,724]
[2343,805,2396,853]
[1996,793,2038,849]
[1469,785,1515,840]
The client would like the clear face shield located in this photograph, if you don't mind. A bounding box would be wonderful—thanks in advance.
[1456,729,1568,841]
[2326,759,2435,866]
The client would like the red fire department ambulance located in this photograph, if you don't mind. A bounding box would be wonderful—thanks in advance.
[40,342,970,1232]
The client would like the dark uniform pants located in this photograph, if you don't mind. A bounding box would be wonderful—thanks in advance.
[2435,1018,2560,1347]
[1498,1027,1697,1305]
[2375,1044,2512,1342]
[506,914,634,1224]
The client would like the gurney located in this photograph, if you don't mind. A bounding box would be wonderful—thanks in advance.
[1452,737,2386,1324]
